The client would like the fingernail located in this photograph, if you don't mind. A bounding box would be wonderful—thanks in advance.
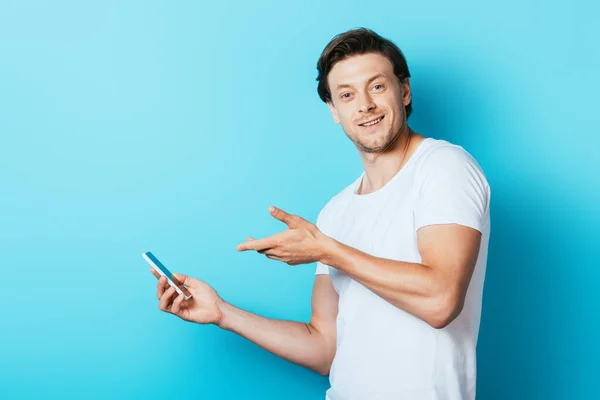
[269,206,275,213]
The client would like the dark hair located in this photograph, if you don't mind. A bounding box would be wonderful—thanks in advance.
[316,27,412,118]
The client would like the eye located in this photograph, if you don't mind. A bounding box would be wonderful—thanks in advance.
[373,84,384,91]
[340,93,352,99]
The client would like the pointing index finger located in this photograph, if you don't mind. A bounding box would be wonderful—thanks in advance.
[237,237,276,252]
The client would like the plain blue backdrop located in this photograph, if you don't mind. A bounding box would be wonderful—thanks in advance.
[1,1,598,399]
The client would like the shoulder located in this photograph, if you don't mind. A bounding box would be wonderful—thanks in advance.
[417,139,481,171]
[413,139,488,185]
[412,138,492,230]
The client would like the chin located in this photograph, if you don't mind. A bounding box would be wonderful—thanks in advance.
[357,139,390,153]
[357,134,395,153]
[344,124,397,153]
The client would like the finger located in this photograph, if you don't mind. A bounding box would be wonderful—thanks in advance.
[157,276,167,299]
[243,236,259,251]
[269,206,296,227]
[263,248,288,263]
[150,268,161,279]
[258,246,275,254]
[158,286,177,311]
[236,236,278,252]
[157,276,172,299]
[171,292,185,314]
[172,273,191,287]
[172,273,193,298]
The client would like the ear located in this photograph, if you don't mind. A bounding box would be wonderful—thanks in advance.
[400,78,412,107]
[327,101,341,124]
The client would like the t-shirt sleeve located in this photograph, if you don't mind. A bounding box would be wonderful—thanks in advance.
[414,145,490,233]
[314,209,330,275]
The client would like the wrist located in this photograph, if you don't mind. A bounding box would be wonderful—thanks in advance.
[215,298,230,330]
[318,233,338,266]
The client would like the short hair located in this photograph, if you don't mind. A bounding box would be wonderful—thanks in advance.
[316,27,412,118]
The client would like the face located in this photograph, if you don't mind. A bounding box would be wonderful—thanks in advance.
[326,53,411,153]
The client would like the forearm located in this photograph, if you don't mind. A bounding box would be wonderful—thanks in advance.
[320,237,454,328]
[216,301,334,375]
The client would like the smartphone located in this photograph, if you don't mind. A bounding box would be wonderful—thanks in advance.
[143,251,193,300]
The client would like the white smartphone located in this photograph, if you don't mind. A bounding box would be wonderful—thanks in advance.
[143,251,193,300]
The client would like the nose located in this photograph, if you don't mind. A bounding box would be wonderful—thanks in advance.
[358,93,376,113]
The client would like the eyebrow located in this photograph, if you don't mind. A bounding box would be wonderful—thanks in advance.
[335,73,387,91]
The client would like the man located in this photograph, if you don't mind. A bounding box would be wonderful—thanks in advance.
[151,27,491,400]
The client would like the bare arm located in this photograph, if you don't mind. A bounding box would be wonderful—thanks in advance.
[217,275,338,375]
[237,208,483,330]
[153,269,338,376]
[320,224,481,329]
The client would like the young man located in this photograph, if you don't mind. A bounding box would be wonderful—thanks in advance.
[151,27,491,400]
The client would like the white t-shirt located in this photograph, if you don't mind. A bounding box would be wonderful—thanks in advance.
[315,138,491,400]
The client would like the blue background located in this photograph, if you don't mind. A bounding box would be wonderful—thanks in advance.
[1,1,598,399]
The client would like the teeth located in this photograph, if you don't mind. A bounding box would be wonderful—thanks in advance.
[362,117,382,127]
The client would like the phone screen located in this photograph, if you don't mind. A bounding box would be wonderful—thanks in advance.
[143,252,192,298]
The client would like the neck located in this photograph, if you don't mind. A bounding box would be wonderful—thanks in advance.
[357,125,425,195]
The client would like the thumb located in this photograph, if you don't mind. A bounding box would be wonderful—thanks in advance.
[172,273,192,286]
[172,273,194,298]
[269,206,295,227]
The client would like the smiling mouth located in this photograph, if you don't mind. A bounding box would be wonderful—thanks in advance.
[359,116,384,127]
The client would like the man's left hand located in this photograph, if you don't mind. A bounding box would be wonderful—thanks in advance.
[236,206,328,266]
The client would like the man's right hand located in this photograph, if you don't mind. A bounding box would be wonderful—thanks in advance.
[151,269,224,326]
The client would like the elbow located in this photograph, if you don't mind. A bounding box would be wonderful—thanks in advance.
[317,357,333,376]
[315,351,334,376]
[426,291,464,330]
[316,362,331,376]
[428,314,456,330]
